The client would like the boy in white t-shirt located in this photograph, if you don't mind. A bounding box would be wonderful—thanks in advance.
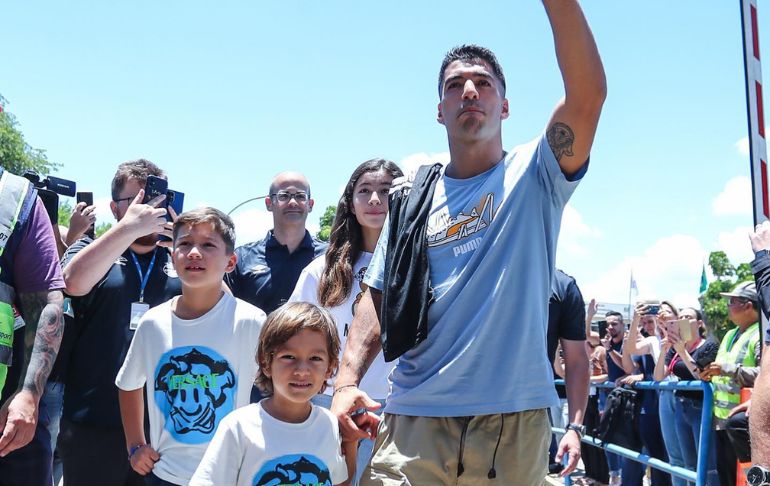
[115,207,266,485]
[190,302,355,486]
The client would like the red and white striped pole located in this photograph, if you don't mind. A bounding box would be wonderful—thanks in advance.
[742,0,768,223]
[740,0,768,351]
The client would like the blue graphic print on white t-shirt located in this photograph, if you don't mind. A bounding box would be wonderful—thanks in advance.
[252,453,332,486]
[154,345,236,444]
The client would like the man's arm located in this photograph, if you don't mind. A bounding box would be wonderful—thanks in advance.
[330,288,384,440]
[0,289,64,456]
[584,298,599,346]
[542,0,607,176]
[63,191,167,296]
[750,343,770,466]
[556,338,589,475]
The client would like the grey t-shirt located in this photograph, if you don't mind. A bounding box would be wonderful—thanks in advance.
[365,133,585,416]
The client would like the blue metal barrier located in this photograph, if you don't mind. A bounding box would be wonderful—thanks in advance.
[552,379,714,486]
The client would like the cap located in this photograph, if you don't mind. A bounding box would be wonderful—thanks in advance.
[720,281,758,303]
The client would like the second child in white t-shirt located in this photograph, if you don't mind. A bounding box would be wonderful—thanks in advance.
[190,302,355,486]
[116,207,266,485]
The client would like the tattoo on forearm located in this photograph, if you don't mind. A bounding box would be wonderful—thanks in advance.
[340,299,381,384]
[17,291,64,398]
[547,122,575,162]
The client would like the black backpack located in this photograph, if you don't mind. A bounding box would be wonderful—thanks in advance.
[593,386,642,451]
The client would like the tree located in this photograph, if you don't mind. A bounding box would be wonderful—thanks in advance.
[700,251,752,341]
[94,222,112,238]
[0,94,59,176]
[58,200,73,227]
[317,205,336,242]
[709,251,735,280]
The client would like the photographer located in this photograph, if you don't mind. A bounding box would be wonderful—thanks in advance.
[599,311,627,486]
[619,304,669,486]
[54,202,96,257]
[59,159,181,485]
[653,306,718,485]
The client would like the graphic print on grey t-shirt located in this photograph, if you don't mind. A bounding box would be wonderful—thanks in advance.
[426,192,497,251]
[154,345,236,444]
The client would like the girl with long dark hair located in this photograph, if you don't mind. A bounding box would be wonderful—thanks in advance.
[290,158,403,484]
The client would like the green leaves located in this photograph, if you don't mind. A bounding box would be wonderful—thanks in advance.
[700,251,752,341]
[317,205,336,242]
[0,95,59,176]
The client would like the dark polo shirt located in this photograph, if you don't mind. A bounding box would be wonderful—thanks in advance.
[226,230,326,315]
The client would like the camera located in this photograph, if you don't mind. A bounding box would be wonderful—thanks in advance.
[22,170,76,225]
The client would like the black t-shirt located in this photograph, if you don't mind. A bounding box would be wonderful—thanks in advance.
[632,353,658,414]
[547,269,586,399]
[226,230,326,315]
[62,242,182,427]
[606,339,625,383]
[665,339,719,400]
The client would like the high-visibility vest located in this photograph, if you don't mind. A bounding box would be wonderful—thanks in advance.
[0,169,35,394]
[712,322,760,428]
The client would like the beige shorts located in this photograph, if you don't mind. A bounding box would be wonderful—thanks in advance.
[360,409,550,486]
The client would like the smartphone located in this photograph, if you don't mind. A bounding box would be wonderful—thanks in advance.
[158,190,185,243]
[597,320,608,339]
[76,191,95,239]
[166,190,184,222]
[143,175,168,208]
[645,305,660,316]
[677,319,693,341]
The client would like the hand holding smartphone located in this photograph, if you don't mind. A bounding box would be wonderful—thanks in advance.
[76,191,95,239]
[142,175,169,208]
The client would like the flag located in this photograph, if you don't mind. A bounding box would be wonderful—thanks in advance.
[699,265,708,294]
[630,272,639,296]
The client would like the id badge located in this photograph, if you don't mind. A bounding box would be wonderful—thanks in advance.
[130,302,150,330]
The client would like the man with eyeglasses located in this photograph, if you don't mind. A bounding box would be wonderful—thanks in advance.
[226,171,326,315]
[699,280,761,486]
[59,159,182,485]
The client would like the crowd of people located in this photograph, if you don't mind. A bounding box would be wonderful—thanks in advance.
[0,0,768,485]
[556,277,764,486]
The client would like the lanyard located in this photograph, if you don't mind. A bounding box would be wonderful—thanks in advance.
[130,249,158,303]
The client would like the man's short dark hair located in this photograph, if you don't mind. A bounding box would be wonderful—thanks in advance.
[605,310,624,323]
[111,158,165,200]
[438,44,506,97]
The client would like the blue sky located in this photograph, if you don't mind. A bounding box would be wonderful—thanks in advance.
[3,1,767,308]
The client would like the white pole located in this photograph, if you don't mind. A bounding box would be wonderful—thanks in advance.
[740,0,769,339]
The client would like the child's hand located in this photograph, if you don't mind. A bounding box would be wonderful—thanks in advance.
[129,444,160,476]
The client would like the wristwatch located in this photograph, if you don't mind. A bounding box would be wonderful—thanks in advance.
[566,423,586,439]
[755,249,770,260]
[747,465,770,486]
